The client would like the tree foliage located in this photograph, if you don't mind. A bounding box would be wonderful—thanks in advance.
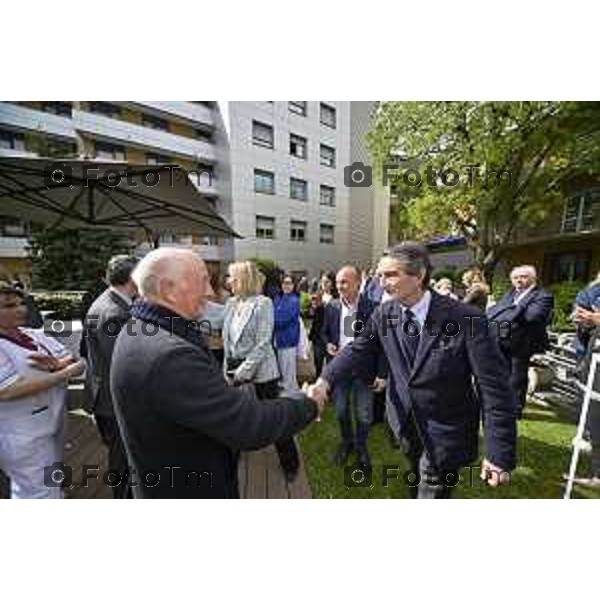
[28,228,133,291]
[368,101,600,283]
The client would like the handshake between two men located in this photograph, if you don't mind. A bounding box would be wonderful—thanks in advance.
[303,375,512,492]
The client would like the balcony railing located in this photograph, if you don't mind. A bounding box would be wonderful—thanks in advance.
[126,102,214,129]
[73,110,216,163]
[0,102,77,141]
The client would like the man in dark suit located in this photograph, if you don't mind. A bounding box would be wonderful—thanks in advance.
[84,255,139,499]
[321,266,385,468]
[487,265,554,419]
[308,242,517,499]
[110,248,322,499]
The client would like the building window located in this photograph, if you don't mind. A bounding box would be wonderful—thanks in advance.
[289,101,307,116]
[142,114,170,132]
[290,177,308,201]
[320,184,336,206]
[46,139,78,156]
[146,153,172,165]
[88,102,122,119]
[42,102,72,117]
[320,103,336,128]
[95,141,127,161]
[290,220,307,242]
[290,134,307,159]
[254,169,275,194]
[0,130,25,151]
[320,144,335,168]
[543,251,591,284]
[252,120,274,149]
[320,224,335,244]
[561,191,600,233]
[200,236,219,246]
[195,128,213,142]
[0,216,29,237]
[256,215,275,239]
[189,163,214,188]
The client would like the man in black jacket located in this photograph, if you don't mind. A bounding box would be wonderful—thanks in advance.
[110,248,321,499]
[84,255,138,498]
[487,265,554,419]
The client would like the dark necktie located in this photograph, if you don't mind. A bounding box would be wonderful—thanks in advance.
[401,308,420,367]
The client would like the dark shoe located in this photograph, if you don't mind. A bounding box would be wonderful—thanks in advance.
[332,444,354,466]
[356,447,371,469]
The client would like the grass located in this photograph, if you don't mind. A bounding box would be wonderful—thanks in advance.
[298,398,600,499]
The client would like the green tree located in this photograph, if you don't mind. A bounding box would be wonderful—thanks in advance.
[368,101,600,284]
[28,228,133,291]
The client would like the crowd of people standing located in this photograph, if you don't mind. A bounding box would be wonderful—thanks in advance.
[1,244,600,499]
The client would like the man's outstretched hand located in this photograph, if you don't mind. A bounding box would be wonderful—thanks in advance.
[303,378,330,417]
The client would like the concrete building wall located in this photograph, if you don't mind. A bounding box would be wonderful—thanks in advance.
[227,101,389,278]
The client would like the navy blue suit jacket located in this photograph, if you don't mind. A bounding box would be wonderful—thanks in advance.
[321,294,387,381]
[322,291,517,471]
[487,286,554,359]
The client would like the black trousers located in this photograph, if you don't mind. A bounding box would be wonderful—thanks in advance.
[95,414,132,499]
[399,413,453,499]
[510,357,530,418]
[312,342,327,379]
[254,379,300,476]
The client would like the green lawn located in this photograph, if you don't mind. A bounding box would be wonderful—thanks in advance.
[299,400,600,499]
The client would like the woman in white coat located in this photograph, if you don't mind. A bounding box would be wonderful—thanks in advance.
[0,282,84,499]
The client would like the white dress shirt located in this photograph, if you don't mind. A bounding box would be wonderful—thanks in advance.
[514,285,535,305]
[401,290,432,327]
[338,296,359,350]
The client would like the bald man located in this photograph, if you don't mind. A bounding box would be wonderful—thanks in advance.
[320,265,385,468]
[487,265,554,418]
[110,249,322,499]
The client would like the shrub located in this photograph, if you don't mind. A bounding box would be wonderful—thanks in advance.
[548,280,584,332]
[32,291,86,320]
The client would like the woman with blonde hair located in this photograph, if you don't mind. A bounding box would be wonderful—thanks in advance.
[223,261,300,482]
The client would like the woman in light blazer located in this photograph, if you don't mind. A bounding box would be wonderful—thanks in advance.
[223,261,300,482]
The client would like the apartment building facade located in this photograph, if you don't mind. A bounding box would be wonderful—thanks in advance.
[227,101,390,279]
[0,101,233,281]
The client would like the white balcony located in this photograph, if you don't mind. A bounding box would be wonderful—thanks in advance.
[0,103,77,140]
[73,110,217,163]
[126,102,215,129]
[0,237,29,258]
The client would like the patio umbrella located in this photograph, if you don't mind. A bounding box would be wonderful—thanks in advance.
[0,156,239,240]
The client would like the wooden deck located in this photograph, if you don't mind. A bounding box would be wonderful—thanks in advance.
[0,409,311,499]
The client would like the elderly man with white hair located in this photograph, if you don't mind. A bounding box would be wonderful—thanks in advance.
[487,265,554,419]
[110,248,322,499]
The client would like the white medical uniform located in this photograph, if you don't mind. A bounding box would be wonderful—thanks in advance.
[0,330,69,499]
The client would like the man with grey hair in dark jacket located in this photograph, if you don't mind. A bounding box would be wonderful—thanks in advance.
[110,248,322,499]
